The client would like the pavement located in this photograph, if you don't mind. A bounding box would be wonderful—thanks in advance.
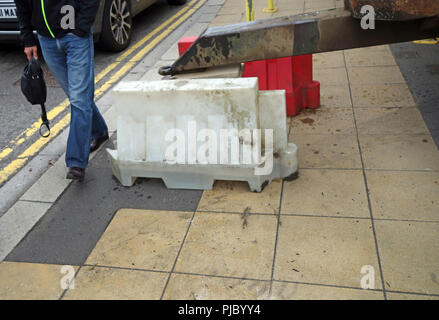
[0,0,438,300]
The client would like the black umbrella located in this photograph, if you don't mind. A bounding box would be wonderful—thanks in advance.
[21,57,50,137]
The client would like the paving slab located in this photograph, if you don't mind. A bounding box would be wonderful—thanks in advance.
[273,215,381,289]
[292,133,362,169]
[359,134,439,171]
[366,171,439,222]
[354,107,430,135]
[0,262,78,300]
[174,212,278,280]
[290,107,356,136]
[85,209,193,271]
[196,180,282,214]
[350,84,416,108]
[375,220,439,295]
[271,281,383,300]
[281,169,369,218]
[163,273,270,300]
[63,266,168,300]
[319,85,352,108]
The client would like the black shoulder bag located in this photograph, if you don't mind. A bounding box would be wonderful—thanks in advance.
[21,57,50,138]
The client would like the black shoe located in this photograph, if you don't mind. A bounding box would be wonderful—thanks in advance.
[66,167,85,180]
[90,132,109,153]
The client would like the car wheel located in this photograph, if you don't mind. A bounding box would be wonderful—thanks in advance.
[167,0,187,5]
[99,0,132,52]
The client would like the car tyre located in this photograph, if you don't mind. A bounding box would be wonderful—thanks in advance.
[167,0,187,5]
[99,0,133,52]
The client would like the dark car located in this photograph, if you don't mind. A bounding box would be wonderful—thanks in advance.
[0,0,186,51]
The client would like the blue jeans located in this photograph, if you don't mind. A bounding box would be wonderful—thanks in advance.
[38,32,108,169]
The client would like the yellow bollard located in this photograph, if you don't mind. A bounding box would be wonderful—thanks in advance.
[263,0,278,13]
[245,0,254,21]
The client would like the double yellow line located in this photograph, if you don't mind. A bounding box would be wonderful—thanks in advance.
[0,0,207,184]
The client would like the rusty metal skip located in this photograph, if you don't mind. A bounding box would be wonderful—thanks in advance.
[159,0,439,76]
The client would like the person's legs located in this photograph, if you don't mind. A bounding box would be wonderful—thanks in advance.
[91,102,108,139]
[86,37,108,140]
[62,33,107,169]
[37,35,69,96]
[90,100,109,153]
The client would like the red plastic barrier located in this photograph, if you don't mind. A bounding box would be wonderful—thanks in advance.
[177,36,199,56]
[243,56,320,116]
[177,37,320,116]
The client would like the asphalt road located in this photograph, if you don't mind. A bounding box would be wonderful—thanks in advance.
[0,0,190,185]
[390,41,439,148]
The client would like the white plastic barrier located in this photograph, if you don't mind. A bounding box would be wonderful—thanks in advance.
[106,77,298,192]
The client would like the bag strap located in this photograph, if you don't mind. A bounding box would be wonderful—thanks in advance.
[39,103,50,138]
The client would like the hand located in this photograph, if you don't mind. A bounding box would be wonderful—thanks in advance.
[24,46,38,60]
